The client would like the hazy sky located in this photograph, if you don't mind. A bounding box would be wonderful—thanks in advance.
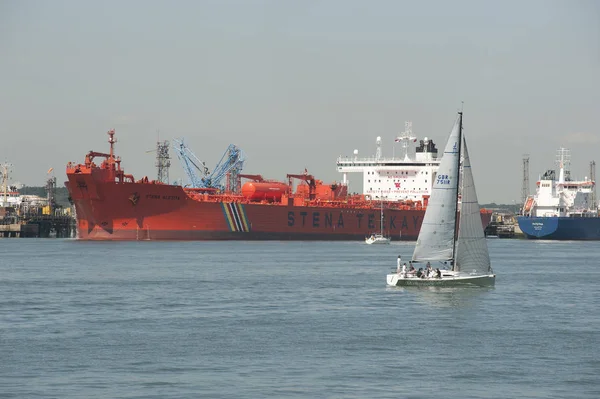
[1,0,598,203]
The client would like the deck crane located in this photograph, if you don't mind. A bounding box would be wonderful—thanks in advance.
[210,144,245,192]
[287,170,317,200]
[172,139,245,191]
[172,138,208,188]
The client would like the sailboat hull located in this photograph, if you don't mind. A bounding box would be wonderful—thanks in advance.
[386,273,495,287]
[365,235,391,244]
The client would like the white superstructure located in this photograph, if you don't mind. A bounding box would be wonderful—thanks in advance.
[336,122,440,203]
[1,162,46,208]
[523,148,597,217]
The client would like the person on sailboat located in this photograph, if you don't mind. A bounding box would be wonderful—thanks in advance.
[396,256,402,273]
[422,262,430,278]
[401,263,407,277]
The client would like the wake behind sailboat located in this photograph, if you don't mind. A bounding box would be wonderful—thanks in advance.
[386,111,495,287]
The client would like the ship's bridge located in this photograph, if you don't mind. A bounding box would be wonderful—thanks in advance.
[336,124,441,202]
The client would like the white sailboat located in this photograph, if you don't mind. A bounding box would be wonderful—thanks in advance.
[386,112,495,287]
[365,196,391,244]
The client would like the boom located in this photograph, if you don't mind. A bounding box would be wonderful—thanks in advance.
[207,144,245,192]
[172,138,209,188]
[172,139,245,190]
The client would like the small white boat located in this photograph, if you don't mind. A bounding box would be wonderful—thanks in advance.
[365,195,391,244]
[386,111,495,287]
[365,233,391,245]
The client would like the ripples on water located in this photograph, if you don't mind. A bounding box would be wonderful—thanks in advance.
[1,239,599,398]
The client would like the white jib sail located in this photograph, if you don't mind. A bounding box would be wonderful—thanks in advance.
[412,115,461,262]
[455,135,491,274]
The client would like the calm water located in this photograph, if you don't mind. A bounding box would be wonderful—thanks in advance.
[1,239,599,398]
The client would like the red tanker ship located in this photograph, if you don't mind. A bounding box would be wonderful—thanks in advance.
[65,130,492,240]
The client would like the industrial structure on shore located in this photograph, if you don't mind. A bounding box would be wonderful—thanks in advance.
[1,163,75,238]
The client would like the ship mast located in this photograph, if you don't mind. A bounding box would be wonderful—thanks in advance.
[156,140,171,184]
[1,162,12,207]
[556,147,570,184]
[395,121,416,161]
[591,161,597,211]
[108,129,116,166]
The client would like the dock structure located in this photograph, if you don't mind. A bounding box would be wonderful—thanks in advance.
[1,209,76,238]
[0,223,23,238]
[1,164,77,238]
[484,211,525,239]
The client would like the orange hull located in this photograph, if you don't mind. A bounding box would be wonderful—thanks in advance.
[64,130,492,241]
[67,179,414,240]
[65,179,492,241]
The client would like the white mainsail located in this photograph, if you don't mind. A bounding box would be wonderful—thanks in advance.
[412,115,461,262]
[455,135,491,274]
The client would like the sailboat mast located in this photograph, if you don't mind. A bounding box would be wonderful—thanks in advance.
[451,112,463,269]
[380,193,384,235]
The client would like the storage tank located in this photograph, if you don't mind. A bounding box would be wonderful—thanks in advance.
[242,182,289,201]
